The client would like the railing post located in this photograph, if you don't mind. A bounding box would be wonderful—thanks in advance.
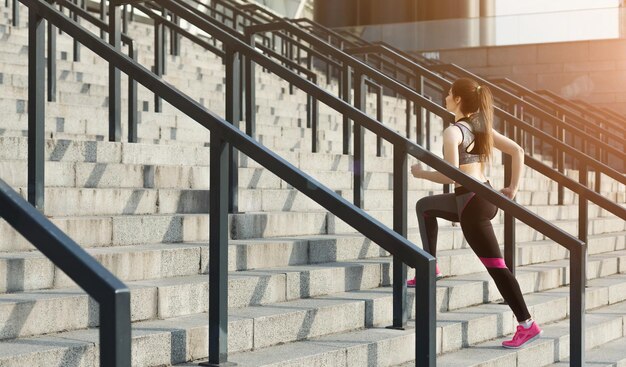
[415,257,436,366]
[341,64,352,155]
[353,70,365,208]
[71,0,80,61]
[308,74,319,153]
[122,4,127,34]
[425,95,431,150]
[325,35,331,81]
[570,244,586,367]
[154,18,163,112]
[99,0,105,39]
[376,85,383,157]
[170,13,180,56]
[161,7,167,75]
[128,43,138,143]
[46,18,56,102]
[202,133,233,367]
[100,291,132,367]
[28,7,45,210]
[225,45,240,213]
[12,0,19,26]
[405,98,411,140]
[441,94,449,194]
[415,76,424,146]
[391,145,408,329]
[557,113,565,205]
[578,164,588,245]
[244,33,256,138]
[109,2,121,142]
[504,110,516,275]
[595,133,602,193]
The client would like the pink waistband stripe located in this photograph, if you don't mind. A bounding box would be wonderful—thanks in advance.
[480,257,507,269]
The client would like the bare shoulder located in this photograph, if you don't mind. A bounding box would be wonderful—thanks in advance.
[443,125,463,144]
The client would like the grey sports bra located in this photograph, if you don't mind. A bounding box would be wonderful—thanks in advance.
[452,117,481,165]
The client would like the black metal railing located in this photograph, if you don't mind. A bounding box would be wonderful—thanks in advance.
[335,43,626,239]
[279,19,625,178]
[234,23,626,194]
[23,0,435,364]
[491,79,625,166]
[155,1,626,364]
[0,179,131,366]
[150,0,592,364]
[8,0,19,26]
[23,0,597,365]
[53,0,139,142]
[539,92,626,140]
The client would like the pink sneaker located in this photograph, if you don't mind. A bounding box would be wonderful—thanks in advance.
[407,277,417,287]
[502,322,543,348]
[407,271,443,288]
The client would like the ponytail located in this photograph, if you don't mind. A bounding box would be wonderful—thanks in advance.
[451,78,494,162]
[476,85,494,162]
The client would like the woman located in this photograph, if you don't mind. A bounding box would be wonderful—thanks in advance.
[406,78,542,349]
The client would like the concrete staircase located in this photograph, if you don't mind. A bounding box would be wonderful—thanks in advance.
[0,3,625,366]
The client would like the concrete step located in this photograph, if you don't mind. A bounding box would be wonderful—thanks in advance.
[0,266,624,366]
[0,258,394,340]
[181,295,626,367]
[431,300,626,366]
[1,207,622,252]
[1,156,622,197]
[0,221,623,290]
[546,334,626,366]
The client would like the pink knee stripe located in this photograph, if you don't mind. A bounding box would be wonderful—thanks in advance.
[480,257,507,269]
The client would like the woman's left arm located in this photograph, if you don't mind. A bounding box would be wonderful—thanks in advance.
[411,126,460,184]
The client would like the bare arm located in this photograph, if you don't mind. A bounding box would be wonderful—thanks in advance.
[411,126,460,184]
[492,130,525,198]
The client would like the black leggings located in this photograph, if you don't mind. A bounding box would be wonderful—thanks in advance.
[415,185,531,322]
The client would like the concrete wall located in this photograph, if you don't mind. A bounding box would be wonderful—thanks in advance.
[434,38,626,113]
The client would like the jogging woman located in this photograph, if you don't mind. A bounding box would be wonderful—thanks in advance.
[406,78,542,349]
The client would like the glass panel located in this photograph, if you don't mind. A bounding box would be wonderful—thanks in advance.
[338,7,624,52]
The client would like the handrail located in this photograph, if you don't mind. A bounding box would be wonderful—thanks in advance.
[27,0,589,365]
[156,1,592,365]
[600,106,626,129]
[50,0,138,142]
[493,79,626,141]
[492,80,625,174]
[57,0,133,44]
[573,99,626,133]
[318,42,625,172]
[248,23,626,186]
[280,22,625,177]
[181,0,345,75]
[552,95,626,138]
[189,0,276,32]
[310,41,626,188]
[23,0,434,364]
[0,179,131,366]
[335,44,626,218]
[343,44,623,193]
[241,20,452,116]
[135,3,225,56]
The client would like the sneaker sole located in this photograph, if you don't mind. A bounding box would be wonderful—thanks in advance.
[501,330,543,349]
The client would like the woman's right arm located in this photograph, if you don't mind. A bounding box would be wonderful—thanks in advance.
[492,130,525,199]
